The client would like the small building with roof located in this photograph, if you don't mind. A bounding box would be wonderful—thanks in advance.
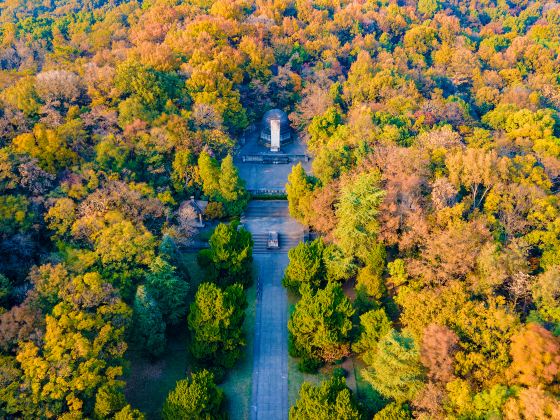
[259,109,292,152]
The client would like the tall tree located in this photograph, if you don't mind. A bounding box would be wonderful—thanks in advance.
[132,285,166,358]
[162,370,225,420]
[335,171,385,261]
[290,375,361,420]
[283,238,326,293]
[198,150,221,200]
[218,154,249,217]
[288,283,354,365]
[286,163,314,225]
[198,221,253,287]
[363,329,425,403]
[144,256,189,326]
[187,282,247,371]
[353,308,392,365]
[532,266,560,323]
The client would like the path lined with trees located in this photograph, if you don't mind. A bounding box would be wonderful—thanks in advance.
[242,201,303,420]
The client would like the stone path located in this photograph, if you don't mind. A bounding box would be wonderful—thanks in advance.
[242,201,303,420]
[250,253,289,420]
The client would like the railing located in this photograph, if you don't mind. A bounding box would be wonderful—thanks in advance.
[248,188,287,197]
[238,154,309,163]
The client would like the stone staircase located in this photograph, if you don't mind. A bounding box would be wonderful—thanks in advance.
[252,232,302,254]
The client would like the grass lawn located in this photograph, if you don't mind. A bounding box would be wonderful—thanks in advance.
[124,329,190,419]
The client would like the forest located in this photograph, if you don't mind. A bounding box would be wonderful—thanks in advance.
[0,0,559,419]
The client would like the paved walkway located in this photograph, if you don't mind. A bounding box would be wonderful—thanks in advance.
[251,253,289,420]
[242,201,303,420]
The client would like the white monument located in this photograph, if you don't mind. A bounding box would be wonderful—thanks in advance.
[270,118,280,152]
[259,109,290,151]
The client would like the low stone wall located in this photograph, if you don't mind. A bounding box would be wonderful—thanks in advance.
[238,154,309,164]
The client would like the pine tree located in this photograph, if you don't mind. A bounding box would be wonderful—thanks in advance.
[288,282,354,364]
[218,154,249,217]
[353,309,392,365]
[162,370,225,420]
[283,238,326,293]
[145,256,189,326]
[187,282,247,369]
[197,221,253,287]
[290,375,361,420]
[363,329,425,403]
[133,285,166,358]
[198,150,220,199]
[334,171,385,261]
[286,163,314,224]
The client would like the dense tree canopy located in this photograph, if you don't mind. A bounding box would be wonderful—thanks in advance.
[288,282,354,366]
[290,375,361,420]
[187,282,247,372]
[198,221,253,287]
[162,370,225,420]
[1,0,560,417]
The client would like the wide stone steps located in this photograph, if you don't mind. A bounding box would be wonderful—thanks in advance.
[252,233,302,253]
[243,207,290,218]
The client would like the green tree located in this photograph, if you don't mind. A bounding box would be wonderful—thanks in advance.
[532,266,560,323]
[286,163,314,225]
[188,282,247,370]
[290,375,361,420]
[0,274,11,309]
[162,370,225,420]
[353,309,392,365]
[335,172,385,261]
[171,149,197,195]
[283,238,326,293]
[356,244,386,299]
[145,256,189,326]
[288,282,354,365]
[218,154,249,217]
[373,402,412,420]
[114,405,145,419]
[12,124,78,173]
[186,69,248,131]
[0,194,31,235]
[198,221,253,287]
[132,285,166,358]
[323,243,357,283]
[115,59,181,114]
[307,106,343,152]
[198,150,221,200]
[0,355,24,418]
[362,329,425,403]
